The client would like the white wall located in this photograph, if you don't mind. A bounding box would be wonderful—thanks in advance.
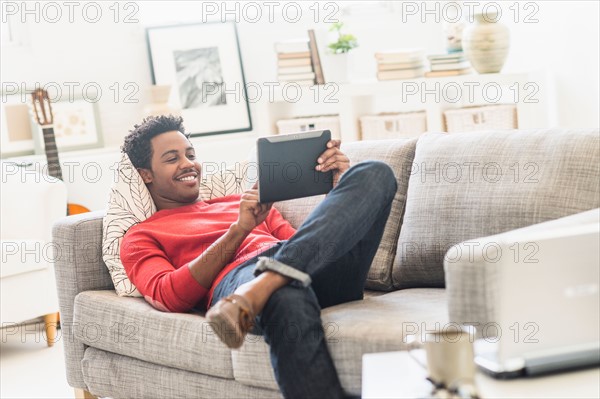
[2,0,598,166]
[502,1,599,128]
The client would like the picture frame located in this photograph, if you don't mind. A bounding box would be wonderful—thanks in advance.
[1,91,36,158]
[37,98,104,152]
[146,21,252,137]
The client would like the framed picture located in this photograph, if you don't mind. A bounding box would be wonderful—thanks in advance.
[146,21,252,137]
[0,92,36,158]
[40,98,103,152]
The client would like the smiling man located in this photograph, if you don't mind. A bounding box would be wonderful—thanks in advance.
[120,115,397,399]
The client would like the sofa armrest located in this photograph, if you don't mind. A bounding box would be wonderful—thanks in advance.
[444,236,501,332]
[445,208,599,332]
[52,209,113,390]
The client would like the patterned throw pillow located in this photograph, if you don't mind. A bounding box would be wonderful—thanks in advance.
[102,154,247,297]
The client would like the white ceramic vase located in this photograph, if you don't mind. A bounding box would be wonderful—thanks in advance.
[143,85,180,118]
[323,53,349,83]
[462,11,510,73]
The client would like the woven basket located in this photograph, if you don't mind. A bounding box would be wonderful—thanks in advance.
[443,104,517,133]
[360,111,427,140]
[276,115,341,139]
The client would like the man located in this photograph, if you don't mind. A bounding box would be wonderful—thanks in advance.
[120,115,397,399]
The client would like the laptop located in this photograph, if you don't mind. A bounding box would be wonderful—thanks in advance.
[475,222,600,379]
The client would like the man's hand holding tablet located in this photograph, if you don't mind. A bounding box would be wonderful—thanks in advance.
[315,139,350,187]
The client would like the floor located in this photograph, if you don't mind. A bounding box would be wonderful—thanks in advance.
[1,321,75,399]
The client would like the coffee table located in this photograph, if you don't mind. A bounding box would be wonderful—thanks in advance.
[362,350,600,398]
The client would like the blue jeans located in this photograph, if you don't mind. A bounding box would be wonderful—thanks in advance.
[211,161,397,399]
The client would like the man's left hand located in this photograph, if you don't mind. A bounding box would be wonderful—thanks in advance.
[315,139,350,187]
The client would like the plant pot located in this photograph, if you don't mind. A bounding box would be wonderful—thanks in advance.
[323,53,350,83]
[462,11,510,73]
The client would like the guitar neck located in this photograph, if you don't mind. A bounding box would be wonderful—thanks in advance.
[41,126,63,181]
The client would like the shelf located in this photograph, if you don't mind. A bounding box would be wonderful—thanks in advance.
[270,71,543,102]
[265,70,552,142]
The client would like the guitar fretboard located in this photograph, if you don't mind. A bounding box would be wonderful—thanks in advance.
[42,126,63,181]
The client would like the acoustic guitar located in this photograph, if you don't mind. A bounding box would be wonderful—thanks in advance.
[30,88,90,215]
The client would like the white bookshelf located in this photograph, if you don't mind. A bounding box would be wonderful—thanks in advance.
[260,70,554,142]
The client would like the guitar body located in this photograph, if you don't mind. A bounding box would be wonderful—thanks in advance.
[68,203,91,215]
[31,89,91,217]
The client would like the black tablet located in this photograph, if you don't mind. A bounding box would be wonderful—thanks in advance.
[257,130,333,203]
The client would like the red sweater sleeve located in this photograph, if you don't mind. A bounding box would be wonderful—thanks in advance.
[266,208,296,240]
[120,228,207,313]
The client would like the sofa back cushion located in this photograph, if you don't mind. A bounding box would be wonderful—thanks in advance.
[275,139,417,291]
[392,129,600,289]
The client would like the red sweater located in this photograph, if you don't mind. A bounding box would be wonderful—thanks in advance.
[120,194,296,313]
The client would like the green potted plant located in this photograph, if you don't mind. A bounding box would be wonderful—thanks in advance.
[325,22,358,83]
[328,22,358,54]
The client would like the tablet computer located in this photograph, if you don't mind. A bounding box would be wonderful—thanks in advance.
[257,130,333,203]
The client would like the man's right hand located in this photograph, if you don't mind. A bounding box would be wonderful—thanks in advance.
[189,188,269,288]
[236,189,273,233]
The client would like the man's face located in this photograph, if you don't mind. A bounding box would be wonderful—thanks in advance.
[138,130,201,210]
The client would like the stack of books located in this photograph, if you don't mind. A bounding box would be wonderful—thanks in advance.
[275,40,315,86]
[425,53,472,77]
[374,49,425,80]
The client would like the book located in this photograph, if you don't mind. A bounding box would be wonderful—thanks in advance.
[274,40,309,53]
[308,29,325,85]
[278,72,316,81]
[277,58,312,67]
[378,62,424,71]
[278,65,314,74]
[427,52,465,62]
[430,61,471,72]
[377,68,425,80]
[424,68,472,77]
[429,56,465,63]
[278,51,311,60]
[430,59,466,66]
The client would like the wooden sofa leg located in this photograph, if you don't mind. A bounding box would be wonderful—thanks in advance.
[74,388,98,399]
[43,312,59,347]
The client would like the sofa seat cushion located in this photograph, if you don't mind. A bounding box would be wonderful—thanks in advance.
[82,347,282,399]
[274,139,418,291]
[394,129,600,289]
[231,288,447,395]
[0,240,48,278]
[73,290,234,379]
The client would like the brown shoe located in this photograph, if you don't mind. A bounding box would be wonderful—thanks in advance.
[206,294,255,349]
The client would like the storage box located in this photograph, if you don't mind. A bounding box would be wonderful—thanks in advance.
[359,111,427,140]
[443,104,517,133]
[276,115,341,139]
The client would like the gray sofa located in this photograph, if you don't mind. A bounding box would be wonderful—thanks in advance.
[53,129,599,398]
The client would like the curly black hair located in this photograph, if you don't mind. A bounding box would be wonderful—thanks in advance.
[121,115,189,170]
